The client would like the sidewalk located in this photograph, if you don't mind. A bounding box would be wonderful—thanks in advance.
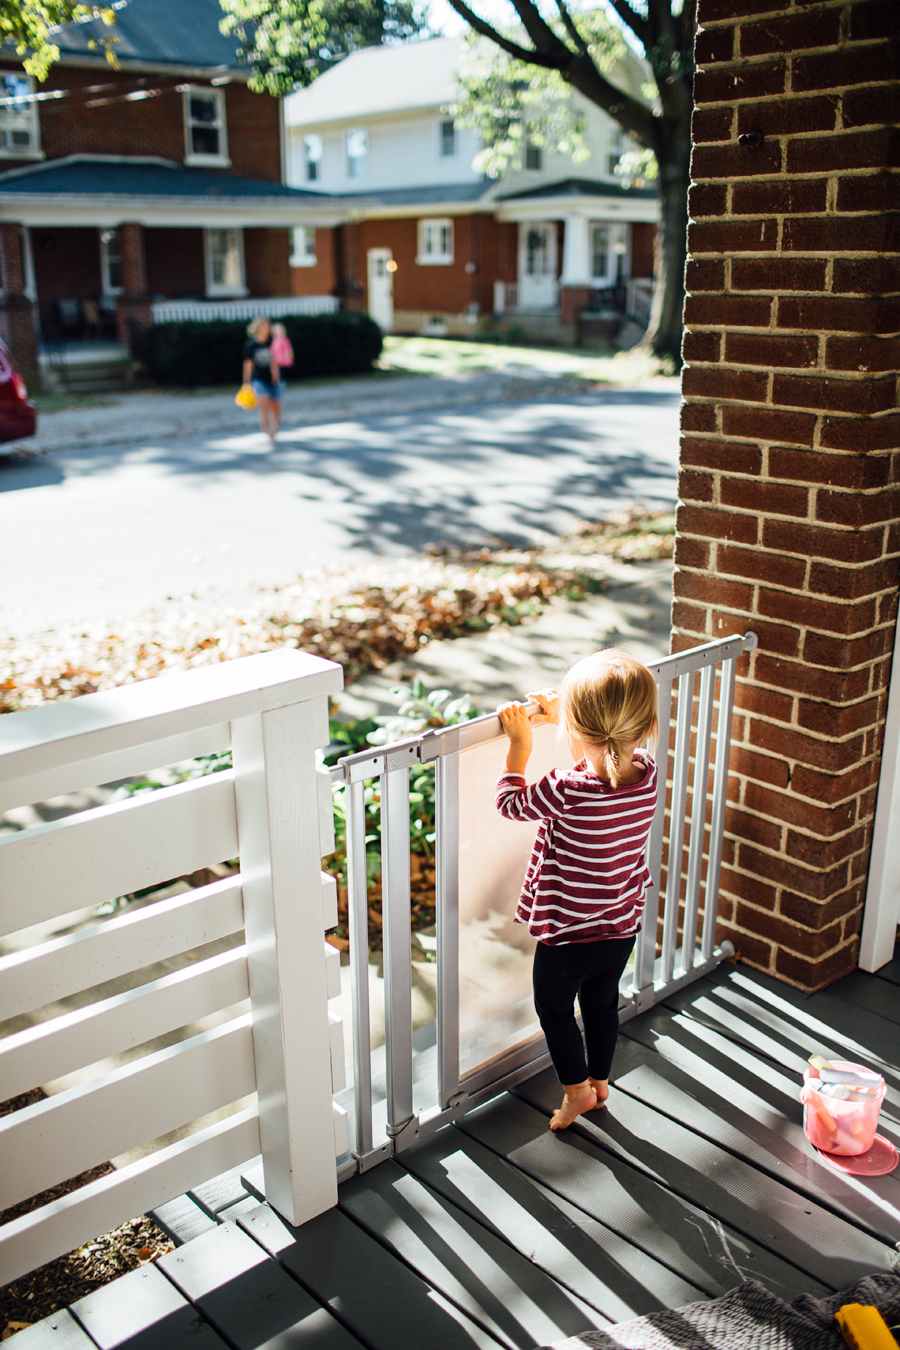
[15,366,615,457]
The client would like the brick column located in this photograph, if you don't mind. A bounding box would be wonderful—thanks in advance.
[116,221,152,352]
[0,222,37,377]
[673,0,899,989]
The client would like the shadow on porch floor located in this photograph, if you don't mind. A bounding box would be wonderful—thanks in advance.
[17,955,900,1349]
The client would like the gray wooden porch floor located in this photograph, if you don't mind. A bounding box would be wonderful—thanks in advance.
[19,956,900,1350]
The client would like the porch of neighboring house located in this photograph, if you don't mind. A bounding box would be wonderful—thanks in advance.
[0,157,338,389]
[490,184,658,347]
[2,638,899,1346]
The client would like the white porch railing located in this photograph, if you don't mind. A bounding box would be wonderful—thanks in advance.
[150,296,340,324]
[0,651,345,1286]
[329,631,757,1171]
[493,281,518,315]
[625,278,654,327]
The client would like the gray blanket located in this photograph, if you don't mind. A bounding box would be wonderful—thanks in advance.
[544,1272,900,1349]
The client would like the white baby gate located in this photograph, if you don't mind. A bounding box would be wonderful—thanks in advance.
[329,630,757,1174]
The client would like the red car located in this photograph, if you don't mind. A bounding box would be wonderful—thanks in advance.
[0,339,36,442]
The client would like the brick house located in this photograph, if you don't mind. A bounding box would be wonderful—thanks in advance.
[0,0,332,377]
[281,37,659,342]
[675,0,899,988]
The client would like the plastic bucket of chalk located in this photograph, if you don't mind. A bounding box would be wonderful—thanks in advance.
[800,1061,885,1157]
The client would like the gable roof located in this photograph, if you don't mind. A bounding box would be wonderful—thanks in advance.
[284,36,462,128]
[49,0,245,73]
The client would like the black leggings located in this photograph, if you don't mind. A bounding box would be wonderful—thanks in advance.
[532,935,635,1085]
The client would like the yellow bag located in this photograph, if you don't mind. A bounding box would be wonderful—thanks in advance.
[235,383,256,410]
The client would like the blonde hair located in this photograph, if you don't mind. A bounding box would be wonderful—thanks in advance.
[560,648,659,788]
[271,322,286,338]
[247,316,269,338]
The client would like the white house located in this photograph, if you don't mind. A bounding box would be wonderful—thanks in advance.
[281,36,660,339]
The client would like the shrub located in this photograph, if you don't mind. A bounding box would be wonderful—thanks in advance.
[147,311,383,387]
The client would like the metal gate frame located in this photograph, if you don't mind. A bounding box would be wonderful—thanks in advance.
[329,631,757,1178]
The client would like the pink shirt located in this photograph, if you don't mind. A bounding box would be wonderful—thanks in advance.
[496,751,658,945]
[270,335,293,367]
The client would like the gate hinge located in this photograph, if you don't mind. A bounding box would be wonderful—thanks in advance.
[386,1114,420,1150]
[446,1092,468,1110]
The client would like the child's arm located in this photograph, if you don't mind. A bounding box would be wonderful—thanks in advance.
[498,702,532,776]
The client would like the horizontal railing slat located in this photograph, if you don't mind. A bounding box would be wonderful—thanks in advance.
[0,723,230,816]
[0,649,342,785]
[0,1015,256,1211]
[0,773,238,932]
[0,1107,261,1288]
[0,875,245,1022]
[0,948,249,1101]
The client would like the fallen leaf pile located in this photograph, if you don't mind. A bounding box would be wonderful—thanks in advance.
[0,558,598,715]
[0,510,673,717]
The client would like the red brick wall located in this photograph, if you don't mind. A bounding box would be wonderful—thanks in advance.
[290,229,339,297]
[145,228,204,297]
[244,228,292,296]
[631,222,655,278]
[32,227,102,335]
[673,0,900,989]
[0,64,282,182]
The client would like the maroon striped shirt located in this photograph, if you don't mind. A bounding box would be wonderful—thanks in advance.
[495,751,658,945]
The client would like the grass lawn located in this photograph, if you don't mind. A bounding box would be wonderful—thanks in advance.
[380,334,675,383]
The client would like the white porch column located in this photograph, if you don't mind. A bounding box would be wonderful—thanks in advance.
[560,212,592,287]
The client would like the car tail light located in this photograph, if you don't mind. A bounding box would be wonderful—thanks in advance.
[11,372,27,401]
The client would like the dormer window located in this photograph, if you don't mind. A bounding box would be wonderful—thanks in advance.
[0,75,40,159]
[184,88,229,167]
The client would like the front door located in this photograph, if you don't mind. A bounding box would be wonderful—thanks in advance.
[367,248,394,333]
[518,223,557,311]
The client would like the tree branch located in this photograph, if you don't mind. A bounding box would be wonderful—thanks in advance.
[553,0,588,55]
[507,0,572,60]
[604,0,647,48]
[445,0,563,67]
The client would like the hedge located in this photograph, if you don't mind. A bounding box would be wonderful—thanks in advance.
[147,311,383,387]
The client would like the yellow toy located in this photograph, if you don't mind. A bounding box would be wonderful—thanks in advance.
[834,1303,898,1349]
[235,383,256,410]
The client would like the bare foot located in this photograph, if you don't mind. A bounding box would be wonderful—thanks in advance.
[550,1081,597,1131]
[587,1077,610,1109]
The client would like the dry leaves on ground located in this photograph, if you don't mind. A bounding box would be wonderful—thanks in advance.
[0,511,673,717]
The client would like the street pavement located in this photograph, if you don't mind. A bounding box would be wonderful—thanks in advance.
[0,372,680,638]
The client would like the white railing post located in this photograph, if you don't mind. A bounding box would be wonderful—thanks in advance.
[231,691,339,1227]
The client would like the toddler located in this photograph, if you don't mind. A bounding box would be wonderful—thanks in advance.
[496,649,659,1131]
[270,322,294,372]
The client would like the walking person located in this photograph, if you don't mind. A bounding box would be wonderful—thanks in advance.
[242,317,282,442]
[496,649,659,1131]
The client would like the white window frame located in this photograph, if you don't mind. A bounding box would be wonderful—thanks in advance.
[303,133,323,183]
[346,127,368,181]
[437,118,457,160]
[290,226,317,267]
[99,227,122,296]
[417,218,454,266]
[0,74,41,160]
[590,221,630,285]
[204,227,247,297]
[184,87,230,168]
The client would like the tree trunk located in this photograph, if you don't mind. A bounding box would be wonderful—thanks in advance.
[642,114,691,365]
